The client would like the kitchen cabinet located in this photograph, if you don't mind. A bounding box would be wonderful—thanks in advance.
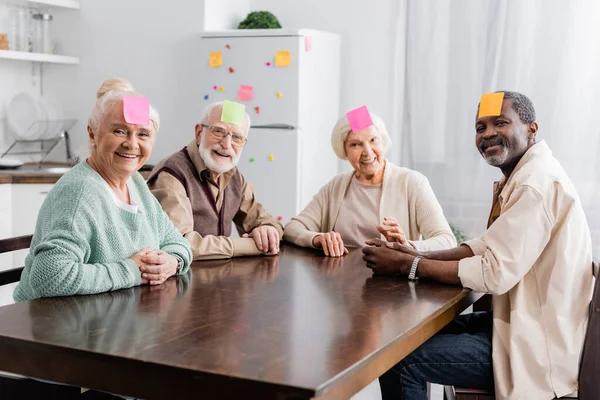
[0,184,12,272]
[0,183,52,271]
[11,183,52,269]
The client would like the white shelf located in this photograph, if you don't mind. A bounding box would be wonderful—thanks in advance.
[24,0,79,9]
[0,50,79,64]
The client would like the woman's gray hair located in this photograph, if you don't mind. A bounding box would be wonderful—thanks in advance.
[88,78,160,132]
[200,101,251,134]
[330,111,391,160]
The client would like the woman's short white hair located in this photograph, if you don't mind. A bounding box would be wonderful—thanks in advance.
[330,111,391,160]
[200,101,251,134]
[88,78,160,132]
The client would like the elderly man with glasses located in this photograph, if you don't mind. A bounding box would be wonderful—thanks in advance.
[148,101,283,260]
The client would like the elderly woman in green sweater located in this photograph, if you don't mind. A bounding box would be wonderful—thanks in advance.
[13,79,192,302]
[283,108,456,257]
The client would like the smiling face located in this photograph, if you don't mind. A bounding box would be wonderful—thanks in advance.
[195,104,248,175]
[475,98,537,174]
[344,126,385,181]
[88,99,155,180]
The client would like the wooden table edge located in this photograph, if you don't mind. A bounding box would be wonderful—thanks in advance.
[314,288,483,400]
[0,284,482,400]
[0,335,316,399]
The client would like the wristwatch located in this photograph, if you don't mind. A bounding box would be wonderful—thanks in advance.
[408,256,423,281]
[174,254,184,274]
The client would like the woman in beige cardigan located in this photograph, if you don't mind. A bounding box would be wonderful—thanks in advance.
[283,111,456,257]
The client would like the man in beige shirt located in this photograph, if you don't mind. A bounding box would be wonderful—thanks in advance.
[363,91,594,399]
[147,102,283,260]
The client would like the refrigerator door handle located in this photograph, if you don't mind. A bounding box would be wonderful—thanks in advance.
[251,124,297,130]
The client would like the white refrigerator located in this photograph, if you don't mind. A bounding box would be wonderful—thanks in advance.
[198,29,341,225]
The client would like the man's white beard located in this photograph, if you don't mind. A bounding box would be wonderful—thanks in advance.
[198,134,240,174]
[482,145,509,166]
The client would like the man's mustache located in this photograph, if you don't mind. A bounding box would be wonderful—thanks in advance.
[479,137,506,152]
[211,145,235,157]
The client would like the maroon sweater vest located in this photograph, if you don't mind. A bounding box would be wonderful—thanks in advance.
[148,148,243,236]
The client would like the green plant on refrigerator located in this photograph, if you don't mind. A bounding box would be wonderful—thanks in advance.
[238,11,282,29]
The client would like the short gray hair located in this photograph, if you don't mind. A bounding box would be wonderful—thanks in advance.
[330,112,391,160]
[88,78,160,132]
[498,91,536,124]
[200,101,251,134]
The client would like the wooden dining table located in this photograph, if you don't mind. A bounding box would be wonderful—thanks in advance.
[0,243,481,399]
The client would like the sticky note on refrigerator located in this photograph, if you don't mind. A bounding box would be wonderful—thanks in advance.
[346,105,373,132]
[209,51,223,68]
[123,96,150,126]
[478,92,505,118]
[238,85,253,101]
[275,51,291,67]
[221,100,245,125]
[305,36,312,52]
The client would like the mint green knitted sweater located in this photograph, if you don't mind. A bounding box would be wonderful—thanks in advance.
[13,161,192,301]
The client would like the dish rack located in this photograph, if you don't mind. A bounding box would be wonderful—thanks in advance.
[1,119,77,163]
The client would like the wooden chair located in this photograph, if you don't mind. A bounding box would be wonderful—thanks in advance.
[444,261,600,400]
[0,234,31,286]
[0,234,80,399]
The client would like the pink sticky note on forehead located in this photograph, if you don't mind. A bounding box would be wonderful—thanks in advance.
[346,105,373,132]
[123,96,150,125]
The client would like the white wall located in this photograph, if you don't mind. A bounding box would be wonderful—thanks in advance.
[249,0,395,172]
[0,62,41,158]
[0,3,38,158]
[205,0,250,30]
[42,0,206,164]
[0,3,77,163]
[5,0,395,169]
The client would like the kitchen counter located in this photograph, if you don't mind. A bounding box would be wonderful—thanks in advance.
[0,163,153,184]
[0,164,71,184]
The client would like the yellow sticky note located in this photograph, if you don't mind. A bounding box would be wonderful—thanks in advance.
[478,92,504,118]
[275,51,291,67]
[218,86,225,92]
[209,51,223,68]
[276,91,283,99]
[268,153,274,161]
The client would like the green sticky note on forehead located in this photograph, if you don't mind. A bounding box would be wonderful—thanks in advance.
[220,100,245,125]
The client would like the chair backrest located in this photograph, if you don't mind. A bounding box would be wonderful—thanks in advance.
[0,235,32,286]
[579,261,600,400]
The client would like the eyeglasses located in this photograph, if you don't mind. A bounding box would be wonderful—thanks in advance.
[202,124,248,147]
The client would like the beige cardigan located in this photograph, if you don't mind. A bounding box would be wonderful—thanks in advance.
[283,161,456,251]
